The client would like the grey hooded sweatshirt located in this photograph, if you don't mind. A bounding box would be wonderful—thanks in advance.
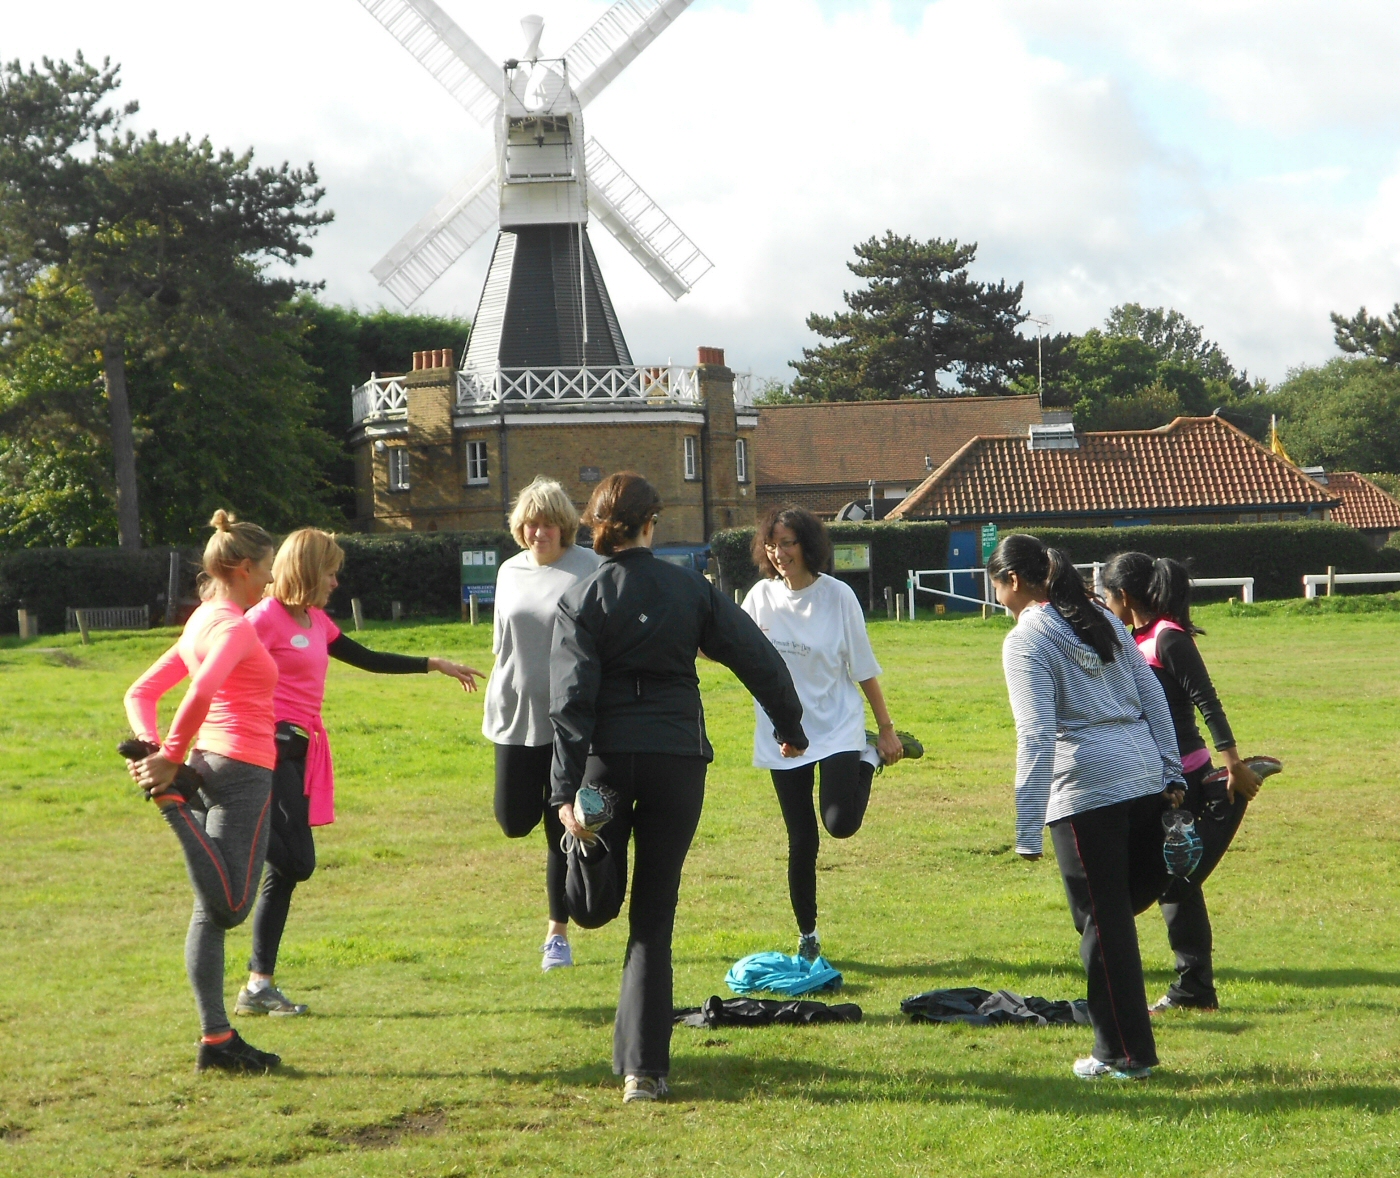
[1002,601,1184,855]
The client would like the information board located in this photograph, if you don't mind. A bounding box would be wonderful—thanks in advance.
[832,543,871,573]
[980,524,999,563]
[461,548,499,606]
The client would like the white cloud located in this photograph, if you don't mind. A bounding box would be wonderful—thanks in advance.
[7,0,1400,385]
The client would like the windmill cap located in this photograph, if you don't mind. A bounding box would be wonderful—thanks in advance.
[520,14,544,59]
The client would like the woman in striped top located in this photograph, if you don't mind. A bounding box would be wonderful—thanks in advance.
[989,534,1184,1080]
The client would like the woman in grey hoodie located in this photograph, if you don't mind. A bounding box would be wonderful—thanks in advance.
[989,534,1184,1080]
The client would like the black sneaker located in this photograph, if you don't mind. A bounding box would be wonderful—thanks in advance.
[117,739,204,804]
[196,1030,281,1073]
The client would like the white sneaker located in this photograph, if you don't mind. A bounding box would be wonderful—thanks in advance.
[1072,1056,1152,1080]
[622,1075,669,1103]
[540,934,573,972]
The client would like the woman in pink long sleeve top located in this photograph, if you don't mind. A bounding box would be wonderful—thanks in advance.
[123,510,283,1075]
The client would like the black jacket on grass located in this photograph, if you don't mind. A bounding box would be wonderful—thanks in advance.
[549,546,807,804]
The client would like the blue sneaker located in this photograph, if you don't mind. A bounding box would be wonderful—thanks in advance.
[1073,1056,1152,1080]
[541,934,573,972]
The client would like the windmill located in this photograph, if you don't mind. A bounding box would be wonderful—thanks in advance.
[354,0,713,376]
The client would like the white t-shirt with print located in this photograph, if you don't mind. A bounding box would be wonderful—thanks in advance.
[741,573,882,769]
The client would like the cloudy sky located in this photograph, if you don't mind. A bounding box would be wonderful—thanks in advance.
[9,1,1400,385]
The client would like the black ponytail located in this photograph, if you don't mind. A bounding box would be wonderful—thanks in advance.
[1101,551,1201,634]
[987,534,1119,661]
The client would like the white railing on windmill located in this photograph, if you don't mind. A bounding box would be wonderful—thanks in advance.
[350,365,758,422]
[354,0,711,308]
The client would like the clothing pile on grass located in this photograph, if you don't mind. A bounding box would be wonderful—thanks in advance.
[726,952,843,996]
[902,987,1089,1027]
[675,996,862,1028]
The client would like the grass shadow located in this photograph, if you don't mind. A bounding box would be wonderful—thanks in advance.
[1215,967,1400,989]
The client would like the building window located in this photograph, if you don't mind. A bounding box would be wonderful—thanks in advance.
[684,435,699,481]
[388,447,410,492]
[735,437,749,483]
[466,439,489,485]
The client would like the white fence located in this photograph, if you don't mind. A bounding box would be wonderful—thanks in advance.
[907,568,1006,619]
[1303,571,1400,599]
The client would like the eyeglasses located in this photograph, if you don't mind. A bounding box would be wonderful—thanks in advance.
[763,539,800,552]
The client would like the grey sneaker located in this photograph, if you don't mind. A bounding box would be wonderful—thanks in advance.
[574,784,617,833]
[235,985,308,1017]
[541,934,573,972]
[623,1075,669,1103]
[797,932,821,962]
[864,729,925,769]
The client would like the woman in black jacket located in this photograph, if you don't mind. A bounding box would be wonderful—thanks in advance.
[550,472,808,1104]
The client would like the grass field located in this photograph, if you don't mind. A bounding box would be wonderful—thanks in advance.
[2,601,1400,1176]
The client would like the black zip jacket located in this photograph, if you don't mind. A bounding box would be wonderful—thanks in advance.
[549,547,808,804]
[327,633,428,675]
[1134,624,1235,759]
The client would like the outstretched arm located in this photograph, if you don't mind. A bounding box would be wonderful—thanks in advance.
[700,584,807,751]
[327,633,483,690]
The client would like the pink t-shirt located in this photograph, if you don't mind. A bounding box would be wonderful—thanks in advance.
[247,598,342,826]
[124,599,278,770]
[247,599,341,729]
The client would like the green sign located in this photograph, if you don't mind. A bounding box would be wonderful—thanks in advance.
[461,548,500,606]
[832,543,871,572]
[980,524,999,563]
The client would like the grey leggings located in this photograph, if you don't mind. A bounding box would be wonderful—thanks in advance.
[162,751,273,1036]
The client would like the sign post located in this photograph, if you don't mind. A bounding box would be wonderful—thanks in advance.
[980,524,999,564]
[461,548,500,622]
[832,541,873,612]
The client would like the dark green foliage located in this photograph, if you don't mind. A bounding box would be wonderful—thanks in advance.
[293,298,472,516]
[1017,522,1390,601]
[0,545,199,633]
[329,531,520,621]
[789,234,1032,400]
[711,521,950,604]
[1332,303,1400,365]
[1267,359,1400,474]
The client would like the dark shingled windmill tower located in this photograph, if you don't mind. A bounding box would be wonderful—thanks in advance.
[354,0,713,381]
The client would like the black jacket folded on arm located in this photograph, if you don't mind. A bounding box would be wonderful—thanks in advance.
[549,546,807,805]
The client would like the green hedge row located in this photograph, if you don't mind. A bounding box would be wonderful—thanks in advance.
[0,531,523,635]
[710,520,1400,608]
[711,521,950,603]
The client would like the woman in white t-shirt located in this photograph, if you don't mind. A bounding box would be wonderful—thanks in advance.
[484,476,600,972]
[741,506,912,962]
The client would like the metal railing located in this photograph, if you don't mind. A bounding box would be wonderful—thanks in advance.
[907,568,1006,618]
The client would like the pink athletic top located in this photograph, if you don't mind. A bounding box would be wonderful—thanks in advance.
[246,598,340,826]
[125,599,278,770]
[1133,617,1212,774]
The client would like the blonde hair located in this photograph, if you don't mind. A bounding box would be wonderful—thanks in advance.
[509,476,580,548]
[271,528,345,609]
[201,510,275,594]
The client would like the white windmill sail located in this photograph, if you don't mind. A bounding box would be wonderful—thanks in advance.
[585,137,711,300]
[355,0,503,126]
[565,0,695,108]
[372,152,499,306]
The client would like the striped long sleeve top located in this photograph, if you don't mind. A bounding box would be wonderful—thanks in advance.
[1002,601,1184,856]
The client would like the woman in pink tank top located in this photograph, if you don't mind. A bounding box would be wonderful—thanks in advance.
[1101,552,1263,1015]
[123,511,283,1074]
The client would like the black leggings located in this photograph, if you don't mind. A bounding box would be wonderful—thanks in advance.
[1157,764,1250,1004]
[770,752,875,935]
[247,753,316,976]
[494,743,569,925]
[562,752,707,1079]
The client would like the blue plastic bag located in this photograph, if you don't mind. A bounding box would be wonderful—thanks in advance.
[725,951,843,996]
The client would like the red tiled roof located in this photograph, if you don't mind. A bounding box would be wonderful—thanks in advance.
[755,395,1045,488]
[889,416,1338,521]
[1324,472,1400,531]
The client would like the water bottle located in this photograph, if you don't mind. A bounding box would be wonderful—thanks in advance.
[1162,808,1203,877]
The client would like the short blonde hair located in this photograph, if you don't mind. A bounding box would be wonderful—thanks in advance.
[271,528,345,609]
[509,476,579,548]
[201,509,275,597]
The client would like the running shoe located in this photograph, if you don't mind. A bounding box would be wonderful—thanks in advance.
[196,1030,281,1073]
[117,739,204,804]
[623,1075,670,1103]
[797,932,822,962]
[541,934,574,972]
[1072,1056,1152,1080]
[864,729,925,768]
[1149,993,1218,1015]
[235,985,308,1017]
[560,784,618,856]
[1201,756,1282,787]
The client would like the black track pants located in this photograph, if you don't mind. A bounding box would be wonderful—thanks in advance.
[494,743,569,925]
[770,751,875,935]
[1157,765,1249,1005]
[247,752,316,976]
[562,752,707,1078]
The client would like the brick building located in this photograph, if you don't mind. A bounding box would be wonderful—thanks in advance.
[348,347,757,545]
[1314,471,1400,547]
[755,395,1046,518]
[887,415,1340,528]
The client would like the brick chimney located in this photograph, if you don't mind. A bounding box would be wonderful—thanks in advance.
[697,346,725,367]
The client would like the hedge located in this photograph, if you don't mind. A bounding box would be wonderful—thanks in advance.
[710,521,950,603]
[0,531,522,635]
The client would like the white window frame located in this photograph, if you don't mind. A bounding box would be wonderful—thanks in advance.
[387,447,410,492]
[466,439,489,486]
[684,435,699,481]
[735,437,749,483]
